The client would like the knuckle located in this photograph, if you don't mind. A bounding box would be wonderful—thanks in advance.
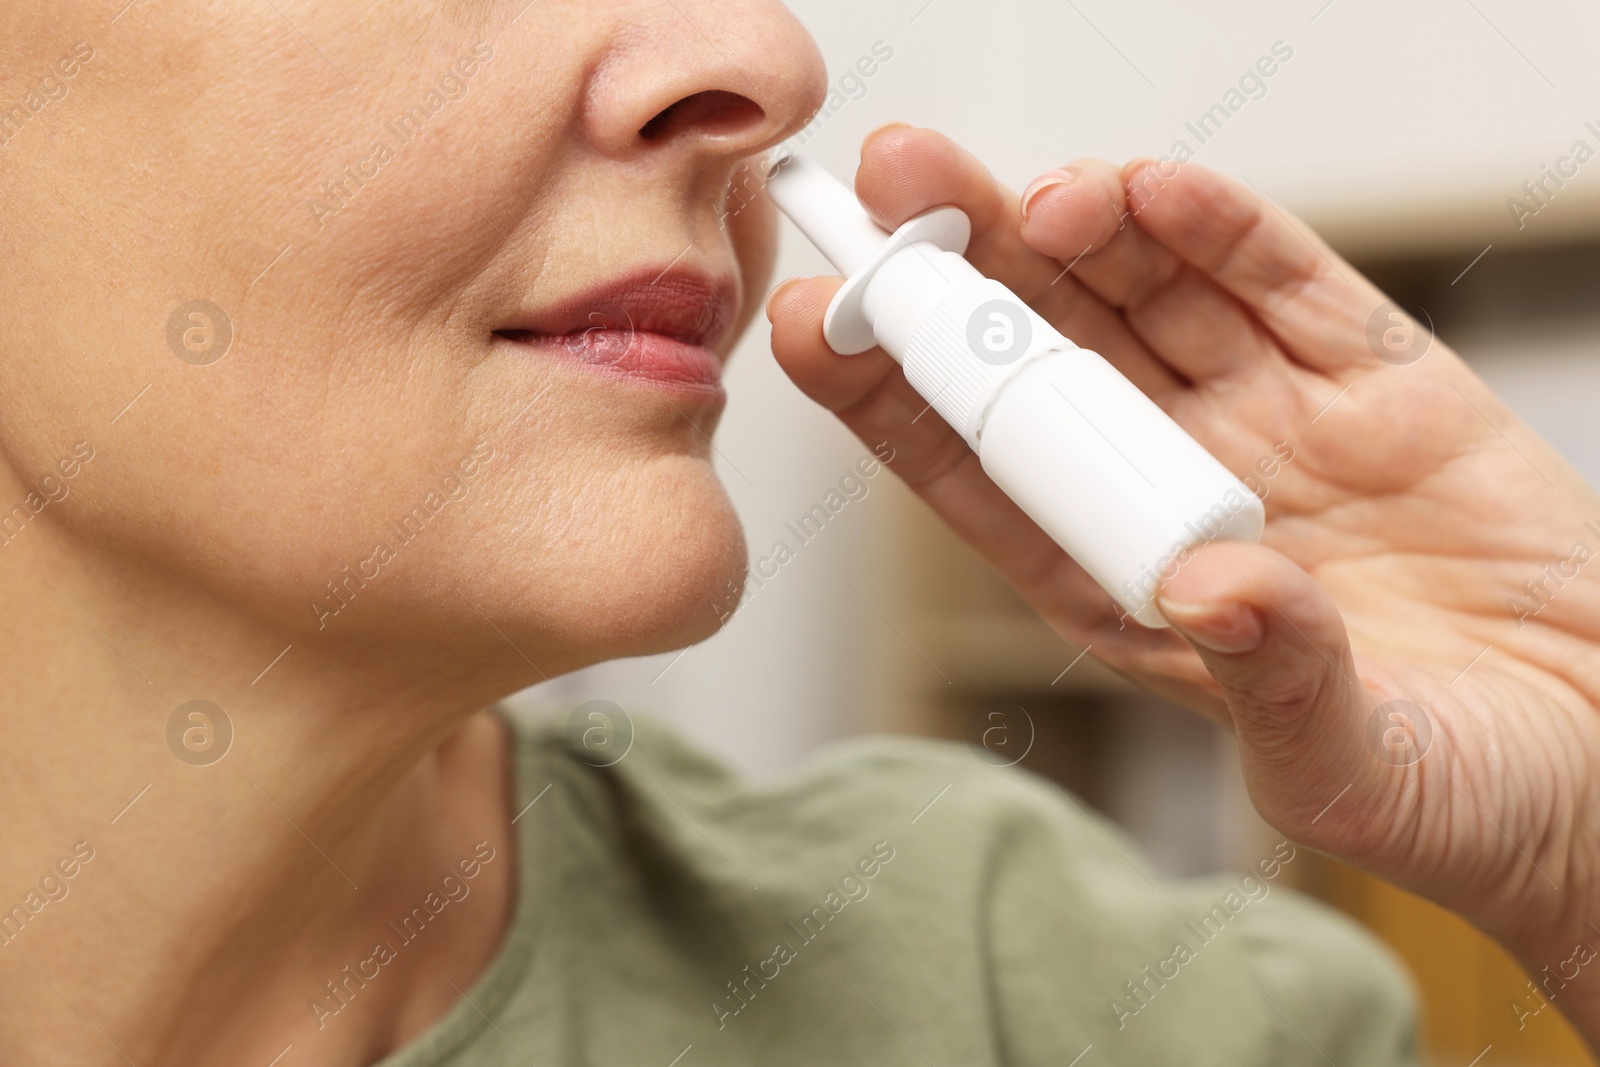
[1234,665,1330,725]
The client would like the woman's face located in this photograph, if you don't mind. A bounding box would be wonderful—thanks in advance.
[0,2,825,674]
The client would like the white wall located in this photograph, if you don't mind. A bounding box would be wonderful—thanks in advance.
[511,0,1600,776]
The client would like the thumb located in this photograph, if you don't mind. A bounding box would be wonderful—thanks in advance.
[1157,541,1390,838]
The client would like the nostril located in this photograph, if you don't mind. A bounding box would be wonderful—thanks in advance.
[639,90,765,142]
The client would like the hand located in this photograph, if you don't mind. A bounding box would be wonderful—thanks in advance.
[766,125,1600,1043]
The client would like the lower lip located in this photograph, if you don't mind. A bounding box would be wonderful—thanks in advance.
[496,328,725,398]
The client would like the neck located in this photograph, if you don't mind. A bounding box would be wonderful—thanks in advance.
[0,516,538,1065]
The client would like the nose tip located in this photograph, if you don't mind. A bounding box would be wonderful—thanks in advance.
[584,3,826,161]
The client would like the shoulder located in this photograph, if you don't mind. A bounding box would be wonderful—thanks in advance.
[501,707,1419,1062]
[519,705,1088,850]
[507,706,1204,908]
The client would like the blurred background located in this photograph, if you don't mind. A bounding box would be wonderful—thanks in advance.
[511,0,1600,1061]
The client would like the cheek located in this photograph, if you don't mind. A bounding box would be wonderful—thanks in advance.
[52,364,747,662]
[0,4,746,663]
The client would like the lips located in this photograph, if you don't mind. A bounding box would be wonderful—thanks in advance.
[495,269,738,396]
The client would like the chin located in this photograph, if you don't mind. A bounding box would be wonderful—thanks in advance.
[547,458,750,665]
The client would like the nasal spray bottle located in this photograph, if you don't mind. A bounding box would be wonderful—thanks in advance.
[764,151,1264,628]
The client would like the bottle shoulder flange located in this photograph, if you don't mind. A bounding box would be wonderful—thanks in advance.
[821,206,973,356]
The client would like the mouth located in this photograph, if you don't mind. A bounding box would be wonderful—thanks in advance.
[494,267,738,398]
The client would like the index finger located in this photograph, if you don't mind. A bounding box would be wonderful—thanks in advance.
[847,125,1184,401]
[852,124,1043,287]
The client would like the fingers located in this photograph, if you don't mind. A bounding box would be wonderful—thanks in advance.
[848,132,1392,390]
[1019,160,1287,384]
[1124,268,1281,385]
[766,274,1119,635]
[853,123,1011,240]
[849,126,1185,402]
[768,273,1015,499]
[1157,542,1387,838]
[1019,159,1180,309]
[768,275,971,491]
[1121,161,1388,374]
[765,277,894,412]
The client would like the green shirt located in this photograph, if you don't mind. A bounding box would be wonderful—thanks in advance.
[381,708,1420,1066]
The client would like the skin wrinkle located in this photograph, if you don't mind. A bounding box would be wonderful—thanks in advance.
[1115,247,1189,320]
[0,1,824,1063]
[1441,756,1556,918]
[772,123,1600,1046]
[1144,186,1379,378]
[10,2,1600,1059]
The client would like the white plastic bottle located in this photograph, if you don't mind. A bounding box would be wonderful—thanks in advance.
[765,152,1264,628]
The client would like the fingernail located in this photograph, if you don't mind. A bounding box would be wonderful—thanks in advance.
[1159,598,1266,655]
[1020,170,1074,222]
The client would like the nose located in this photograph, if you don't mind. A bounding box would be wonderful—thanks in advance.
[583,0,827,163]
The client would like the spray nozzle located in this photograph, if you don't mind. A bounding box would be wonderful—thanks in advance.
[764,149,974,355]
[763,151,893,276]
[759,148,1264,630]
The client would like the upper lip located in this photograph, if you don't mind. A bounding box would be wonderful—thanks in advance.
[497,266,740,350]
